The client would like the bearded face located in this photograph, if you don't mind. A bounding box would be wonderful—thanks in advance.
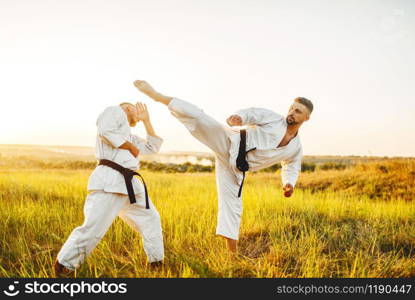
[286,114,297,125]
[286,102,310,125]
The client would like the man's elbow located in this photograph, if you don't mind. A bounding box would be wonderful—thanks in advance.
[99,133,125,149]
[142,144,162,155]
[98,134,114,147]
[151,145,162,154]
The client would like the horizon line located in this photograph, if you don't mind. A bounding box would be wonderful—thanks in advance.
[0,143,414,159]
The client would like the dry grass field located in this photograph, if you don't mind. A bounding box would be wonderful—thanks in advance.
[0,146,414,278]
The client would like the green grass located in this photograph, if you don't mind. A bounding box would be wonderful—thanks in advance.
[1,167,414,278]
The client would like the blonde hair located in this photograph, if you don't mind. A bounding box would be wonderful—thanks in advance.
[119,102,134,107]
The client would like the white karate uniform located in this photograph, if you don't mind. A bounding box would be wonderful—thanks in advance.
[57,106,164,270]
[168,98,302,240]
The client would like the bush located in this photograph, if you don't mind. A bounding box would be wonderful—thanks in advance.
[301,162,316,172]
[319,162,347,171]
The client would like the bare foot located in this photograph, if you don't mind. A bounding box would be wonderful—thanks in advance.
[134,80,157,97]
[148,260,164,270]
[54,259,75,278]
[133,80,172,105]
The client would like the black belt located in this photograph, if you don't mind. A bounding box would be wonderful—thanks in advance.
[98,159,150,209]
[236,129,256,197]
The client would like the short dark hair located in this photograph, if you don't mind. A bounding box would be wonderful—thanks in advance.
[294,97,313,114]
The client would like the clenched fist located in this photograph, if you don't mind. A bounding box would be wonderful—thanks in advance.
[129,145,140,158]
[283,183,294,197]
[226,115,242,126]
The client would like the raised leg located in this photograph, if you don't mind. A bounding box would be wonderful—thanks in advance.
[134,80,232,157]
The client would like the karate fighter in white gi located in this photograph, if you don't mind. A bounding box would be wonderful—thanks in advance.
[133,80,313,253]
[54,102,164,277]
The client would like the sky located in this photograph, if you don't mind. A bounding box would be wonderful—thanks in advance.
[0,0,414,157]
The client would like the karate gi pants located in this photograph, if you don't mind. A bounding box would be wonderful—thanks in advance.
[168,98,243,240]
[57,190,164,270]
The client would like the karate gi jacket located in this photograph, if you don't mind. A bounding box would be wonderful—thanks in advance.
[87,106,163,195]
[228,107,303,187]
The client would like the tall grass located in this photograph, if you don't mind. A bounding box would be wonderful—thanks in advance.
[1,163,414,278]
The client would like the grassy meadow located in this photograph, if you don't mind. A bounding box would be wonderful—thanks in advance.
[0,146,414,278]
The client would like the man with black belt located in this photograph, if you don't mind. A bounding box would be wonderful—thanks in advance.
[54,102,164,277]
[134,80,313,254]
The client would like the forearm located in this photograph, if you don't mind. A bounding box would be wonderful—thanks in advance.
[142,119,160,138]
[233,107,277,126]
[119,141,139,157]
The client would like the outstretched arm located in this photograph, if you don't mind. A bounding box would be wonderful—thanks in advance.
[280,149,302,197]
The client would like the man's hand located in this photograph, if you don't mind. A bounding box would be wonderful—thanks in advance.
[119,141,140,158]
[226,115,242,126]
[136,102,150,122]
[283,183,294,197]
[129,144,140,157]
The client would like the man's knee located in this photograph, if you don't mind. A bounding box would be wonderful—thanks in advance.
[169,98,204,119]
[149,208,161,223]
[140,209,162,236]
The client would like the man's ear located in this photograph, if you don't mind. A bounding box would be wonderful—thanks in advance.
[126,105,134,114]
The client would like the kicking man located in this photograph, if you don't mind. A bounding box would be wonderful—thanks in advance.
[134,80,313,253]
[54,102,164,277]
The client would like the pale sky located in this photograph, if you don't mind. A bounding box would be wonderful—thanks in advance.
[1,0,414,157]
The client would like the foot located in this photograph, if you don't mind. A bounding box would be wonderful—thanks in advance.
[225,237,238,253]
[133,80,172,105]
[133,80,158,99]
[148,260,164,270]
[54,259,75,278]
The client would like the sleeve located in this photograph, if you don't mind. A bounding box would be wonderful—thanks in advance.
[280,148,303,188]
[96,107,126,148]
[131,134,163,155]
[234,107,281,126]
